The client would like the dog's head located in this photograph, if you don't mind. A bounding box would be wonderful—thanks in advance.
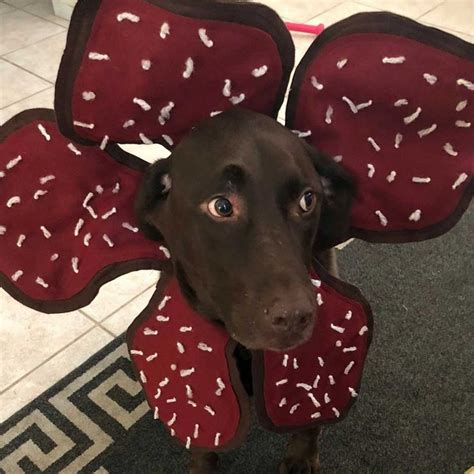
[135,109,355,351]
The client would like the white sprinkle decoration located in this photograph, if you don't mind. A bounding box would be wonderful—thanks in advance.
[154,388,161,399]
[83,233,92,247]
[452,173,468,190]
[74,218,85,237]
[324,393,331,404]
[394,99,408,107]
[318,357,324,368]
[386,171,397,183]
[293,357,299,369]
[311,412,321,419]
[185,436,191,450]
[404,107,422,124]
[0,171,4,178]
[130,350,143,355]
[71,257,80,274]
[36,277,48,288]
[137,133,152,144]
[82,91,96,101]
[50,253,59,261]
[186,384,194,399]
[68,143,82,156]
[349,387,358,397]
[317,293,324,306]
[170,428,176,436]
[73,120,95,129]
[6,155,22,169]
[180,326,193,333]
[329,375,336,385]
[230,93,245,105]
[368,137,380,152]
[417,123,437,138]
[375,210,388,227]
[122,222,138,233]
[313,375,320,388]
[141,59,151,70]
[156,315,170,322]
[223,79,232,97]
[333,155,343,163]
[455,120,471,128]
[344,361,355,375]
[158,295,171,310]
[167,413,177,426]
[197,342,213,352]
[153,407,159,419]
[308,393,321,408]
[94,185,104,194]
[367,164,375,178]
[289,403,301,414]
[409,209,422,222]
[102,234,114,247]
[216,377,226,396]
[37,124,51,141]
[198,28,213,48]
[88,52,110,61]
[7,196,20,208]
[40,226,51,239]
[0,226,6,235]
[101,207,117,220]
[342,96,358,114]
[423,73,437,85]
[183,57,194,79]
[143,327,158,336]
[210,111,222,117]
[311,278,321,288]
[395,133,403,149]
[457,78,474,90]
[123,119,135,128]
[332,407,341,418]
[279,397,287,407]
[412,177,431,184]
[177,342,185,354]
[159,377,169,387]
[296,383,312,391]
[117,12,140,22]
[343,346,357,353]
[282,354,289,367]
[275,378,288,386]
[336,340,342,347]
[11,270,23,281]
[204,405,216,416]
[133,97,151,111]
[456,100,467,112]
[40,175,55,185]
[292,129,312,138]
[330,323,345,334]
[310,76,324,90]
[100,135,109,150]
[193,424,200,439]
[160,22,170,39]
[158,102,175,125]
[337,58,348,69]
[159,245,171,259]
[166,398,177,404]
[382,56,406,64]
[180,368,195,377]
[162,135,174,147]
[356,100,373,111]
[146,353,158,362]
[187,400,197,408]
[444,143,458,157]
[139,370,147,383]
[83,192,94,208]
[325,105,333,124]
[214,433,221,447]
[252,65,268,77]
[16,234,26,247]
[359,325,369,335]
[112,182,120,194]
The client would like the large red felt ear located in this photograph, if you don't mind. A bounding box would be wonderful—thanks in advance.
[0,109,168,312]
[286,13,473,244]
[55,0,294,148]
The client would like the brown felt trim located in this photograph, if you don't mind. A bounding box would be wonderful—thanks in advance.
[55,0,295,147]
[125,267,251,452]
[286,12,473,245]
[0,108,167,313]
[251,259,374,433]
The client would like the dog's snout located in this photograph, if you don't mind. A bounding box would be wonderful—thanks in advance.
[270,309,312,332]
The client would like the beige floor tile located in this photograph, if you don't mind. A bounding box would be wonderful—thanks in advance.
[0,327,113,422]
[0,9,64,55]
[0,289,94,392]
[119,143,171,163]
[4,0,37,7]
[421,0,474,35]
[102,285,157,336]
[0,2,15,14]
[4,31,67,82]
[259,0,342,22]
[308,1,379,27]
[355,0,444,19]
[0,60,51,108]
[80,270,161,321]
[0,87,54,124]
[24,0,69,27]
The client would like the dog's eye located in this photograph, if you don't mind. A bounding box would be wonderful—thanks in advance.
[209,197,233,217]
[299,191,315,213]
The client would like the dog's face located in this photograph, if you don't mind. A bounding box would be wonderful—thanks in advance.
[136,109,354,351]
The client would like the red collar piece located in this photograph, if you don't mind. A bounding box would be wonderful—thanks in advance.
[127,263,372,451]
[287,13,473,243]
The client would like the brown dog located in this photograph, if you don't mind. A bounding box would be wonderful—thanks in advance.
[135,108,354,472]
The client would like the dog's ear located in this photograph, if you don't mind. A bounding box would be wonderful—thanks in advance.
[303,142,356,251]
[134,158,171,241]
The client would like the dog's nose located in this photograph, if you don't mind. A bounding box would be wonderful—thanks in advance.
[270,308,313,333]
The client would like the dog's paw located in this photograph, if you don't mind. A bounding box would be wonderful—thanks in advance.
[278,457,320,474]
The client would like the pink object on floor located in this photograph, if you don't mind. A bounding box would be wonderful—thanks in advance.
[285,22,325,35]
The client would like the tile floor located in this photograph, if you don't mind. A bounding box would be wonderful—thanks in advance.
[0,0,472,422]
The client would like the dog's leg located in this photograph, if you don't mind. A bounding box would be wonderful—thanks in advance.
[190,450,219,474]
[279,426,322,474]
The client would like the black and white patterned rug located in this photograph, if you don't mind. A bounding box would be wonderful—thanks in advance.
[1,209,472,473]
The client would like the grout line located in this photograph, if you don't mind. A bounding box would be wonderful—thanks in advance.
[8,0,69,29]
[1,56,55,85]
[0,325,97,395]
[78,310,119,338]
[0,84,53,112]
[415,1,445,20]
